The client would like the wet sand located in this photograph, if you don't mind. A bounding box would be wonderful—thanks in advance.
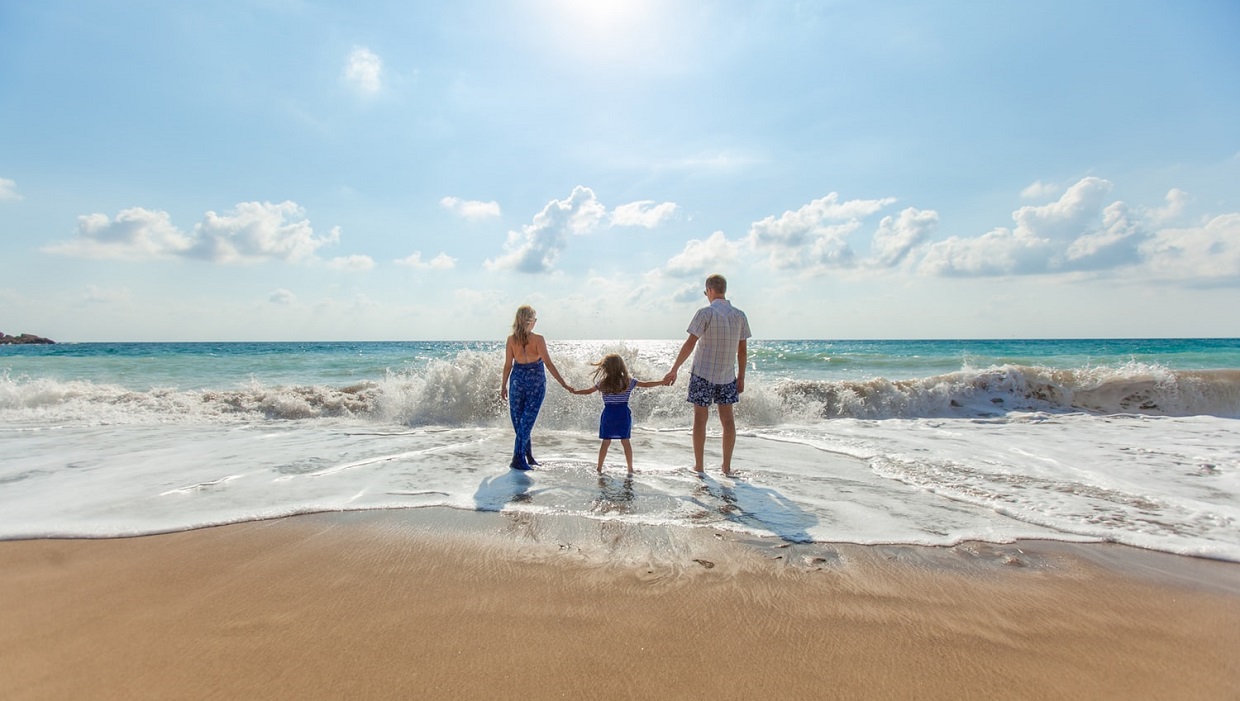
[2,509,1237,700]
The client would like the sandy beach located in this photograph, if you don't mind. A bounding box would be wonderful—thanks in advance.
[2,508,1237,701]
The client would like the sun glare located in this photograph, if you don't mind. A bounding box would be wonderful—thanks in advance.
[538,0,660,63]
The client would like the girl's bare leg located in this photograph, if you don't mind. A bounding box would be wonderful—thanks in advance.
[620,439,634,473]
[597,440,611,473]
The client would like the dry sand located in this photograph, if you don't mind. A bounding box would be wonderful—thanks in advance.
[2,509,1237,700]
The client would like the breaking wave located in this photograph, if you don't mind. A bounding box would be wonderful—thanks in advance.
[3,355,1238,427]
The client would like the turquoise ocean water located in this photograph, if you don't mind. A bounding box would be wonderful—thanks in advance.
[2,338,1239,561]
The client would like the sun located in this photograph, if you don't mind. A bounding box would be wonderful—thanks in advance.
[556,0,646,31]
[536,0,660,63]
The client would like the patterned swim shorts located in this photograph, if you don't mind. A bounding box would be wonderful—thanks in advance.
[687,373,739,406]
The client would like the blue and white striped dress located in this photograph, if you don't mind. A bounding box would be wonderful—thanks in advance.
[598,378,638,440]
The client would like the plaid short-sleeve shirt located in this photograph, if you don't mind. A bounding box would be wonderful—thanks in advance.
[687,299,751,384]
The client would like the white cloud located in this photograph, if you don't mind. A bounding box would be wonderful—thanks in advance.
[43,207,192,260]
[672,282,703,303]
[1011,177,1113,242]
[1142,188,1190,226]
[269,289,297,305]
[186,201,339,264]
[746,192,895,270]
[1140,213,1240,283]
[344,47,383,95]
[664,231,740,277]
[395,251,457,270]
[1021,180,1061,200]
[44,201,339,265]
[440,196,501,220]
[0,177,21,202]
[914,177,1240,282]
[484,185,606,273]
[610,200,678,228]
[919,177,1116,276]
[919,226,1054,277]
[869,207,938,268]
[326,254,376,271]
[1062,201,1143,270]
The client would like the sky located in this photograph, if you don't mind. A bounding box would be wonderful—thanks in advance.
[2,0,1238,342]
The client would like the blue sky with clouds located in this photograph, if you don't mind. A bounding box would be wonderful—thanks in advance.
[2,0,1238,341]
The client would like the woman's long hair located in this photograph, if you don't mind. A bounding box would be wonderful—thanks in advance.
[511,306,535,347]
[591,353,630,395]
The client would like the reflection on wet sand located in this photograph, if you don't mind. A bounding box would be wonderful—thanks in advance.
[691,476,818,543]
[592,475,635,515]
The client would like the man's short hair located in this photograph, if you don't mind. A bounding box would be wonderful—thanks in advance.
[705,274,727,294]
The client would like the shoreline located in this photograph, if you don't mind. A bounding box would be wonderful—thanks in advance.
[3,508,1238,700]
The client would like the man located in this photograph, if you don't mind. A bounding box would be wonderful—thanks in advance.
[663,274,751,476]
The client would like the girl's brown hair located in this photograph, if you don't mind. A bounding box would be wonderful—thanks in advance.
[591,353,630,395]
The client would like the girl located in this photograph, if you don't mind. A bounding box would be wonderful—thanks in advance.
[571,353,665,474]
[501,305,571,471]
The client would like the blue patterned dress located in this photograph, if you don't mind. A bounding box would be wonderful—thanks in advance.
[507,358,545,470]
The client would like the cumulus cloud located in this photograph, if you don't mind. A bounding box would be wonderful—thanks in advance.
[664,231,740,277]
[186,201,339,264]
[44,201,340,265]
[1142,188,1190,226]
[1140,213,1240,283]
[440,196,501,220]
[919,177,1115,276]
[611,200,678,228]
[746,192,895,270]
[485,186,606,273]
[344,47,383,94]
[1061,201,1143,270]
[919,225,1055,277]
[0,177,21,202]
[870,207,938,268]
[395,251,457,270]
[326,254,376,271]
[479,187,679,274]
[44,207,192,260]
[915,178,1238,283]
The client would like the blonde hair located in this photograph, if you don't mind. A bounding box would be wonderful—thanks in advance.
[591,353,631,395]
[705,274,727,295]
[511,306,535,347]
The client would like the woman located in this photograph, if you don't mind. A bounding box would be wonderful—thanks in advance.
[500,305,571,470]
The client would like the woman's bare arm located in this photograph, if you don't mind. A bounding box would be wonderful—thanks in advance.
[500,337,514,400]
[535,335,570,389]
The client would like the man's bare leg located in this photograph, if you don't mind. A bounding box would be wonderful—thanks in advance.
[692,405,709,473]
[718,403,736,475]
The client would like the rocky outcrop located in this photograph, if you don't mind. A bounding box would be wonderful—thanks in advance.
[0,332,56,344]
